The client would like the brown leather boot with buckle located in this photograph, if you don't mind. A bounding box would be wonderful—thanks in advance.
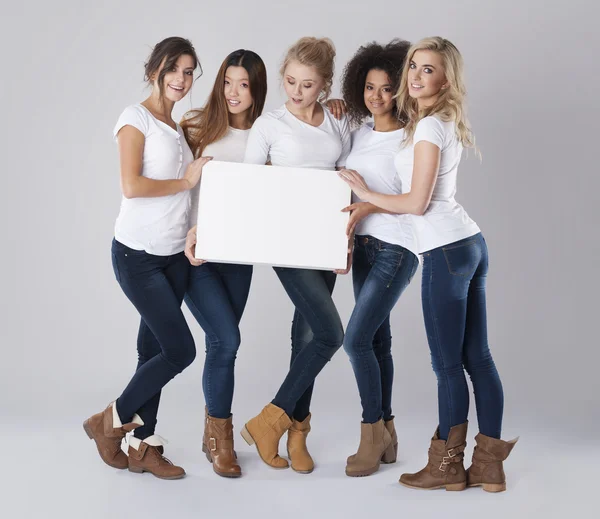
[203,412,242,478]
[287,414,314,474]
[83,402,142,469]
[128,435,185,480]
[240,403,292,469]
[346,419,395,477]
[399,422,468,491]
[467,433,519,492]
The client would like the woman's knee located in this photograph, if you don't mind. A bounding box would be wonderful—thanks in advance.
[430,355,464,379]
[165,334,196,372]
[463,349,497,376]
[206,329,241,360]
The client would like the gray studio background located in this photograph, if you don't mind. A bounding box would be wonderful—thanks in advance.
[1,1,597,518]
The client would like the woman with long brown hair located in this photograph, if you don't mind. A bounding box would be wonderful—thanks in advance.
[84,37,210,480]
[180,49,267,479]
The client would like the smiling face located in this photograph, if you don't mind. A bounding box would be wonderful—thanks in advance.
[407,49,448,106]
[152,54,195,102]
[283,59,325,109]
[363,68,395,117]
[223,65,253,115]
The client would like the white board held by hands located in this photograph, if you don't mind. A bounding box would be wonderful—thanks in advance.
[195,161,351,270]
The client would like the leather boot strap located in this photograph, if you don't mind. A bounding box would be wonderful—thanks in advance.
[428,444,466,472]
[208,437,234,451]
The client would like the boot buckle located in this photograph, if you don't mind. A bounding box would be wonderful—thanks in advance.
[209,437,217,451]
[439,448,456,471]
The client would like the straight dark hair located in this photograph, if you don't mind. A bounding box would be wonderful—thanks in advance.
[182,49,267,157]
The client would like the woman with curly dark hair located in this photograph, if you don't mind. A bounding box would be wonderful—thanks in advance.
[338,39,419,477]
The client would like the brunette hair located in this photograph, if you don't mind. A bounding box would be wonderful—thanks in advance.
[181,49,267,156]
[144,37,200,98]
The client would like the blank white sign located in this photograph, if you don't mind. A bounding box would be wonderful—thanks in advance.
[195,161,351,270]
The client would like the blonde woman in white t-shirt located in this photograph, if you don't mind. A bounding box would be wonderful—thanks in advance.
[83,37,212,480]
[240,37,351,474]
[340,37,517,492]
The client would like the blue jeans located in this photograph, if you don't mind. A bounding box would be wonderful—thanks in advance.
[271,267,343,420]
[421,233,504,440]
[111,239,196,440]
[184,262,253,419]
[344,235,418,424]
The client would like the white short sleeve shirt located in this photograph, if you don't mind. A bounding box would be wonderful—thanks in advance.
[345,123,418,256]
[394,115,480,253]
[243,103,350,169]
[113,104,194,256]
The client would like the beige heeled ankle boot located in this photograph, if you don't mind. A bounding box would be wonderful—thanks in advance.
[345,419,394,477]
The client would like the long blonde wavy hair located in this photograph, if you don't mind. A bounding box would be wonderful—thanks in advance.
[396,37,475,149]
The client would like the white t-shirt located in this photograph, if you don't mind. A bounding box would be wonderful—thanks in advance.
[113,104,194,256]
[394,115,480,253]
[188,127,250,227]
[345,123,418,256]
[243,103,350,169]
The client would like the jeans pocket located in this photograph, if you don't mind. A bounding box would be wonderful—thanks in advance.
[375,249,404,288]
[442,240,478,277]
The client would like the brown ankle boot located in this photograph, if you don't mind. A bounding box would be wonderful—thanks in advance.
[287,414,314,474]
[128,436,185,480]
[345,419,394,477]
[240,403,292,469]
[399,422,468,491]
[203,413,242,478]
[383,417,398,464]
[466,433,518,492]
[347,416,398,465]
[83,402,142,469]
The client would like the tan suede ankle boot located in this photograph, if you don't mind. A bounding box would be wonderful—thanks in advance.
[383,416,398,464]
[287,414,314,474]
[83,402,142,469]
[399,422,468,491]
[128,435,185,480]
[203,413,242,478]
[345,419,394,477]
[241,403,292,469]
[466,433,518,492]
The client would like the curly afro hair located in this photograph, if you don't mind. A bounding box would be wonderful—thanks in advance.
[341,39,411,127]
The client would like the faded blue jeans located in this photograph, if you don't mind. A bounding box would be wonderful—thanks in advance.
[271,267,343,420]
[343,235,418,423]
[421,233,504,440]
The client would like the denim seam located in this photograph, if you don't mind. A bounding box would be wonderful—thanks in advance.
[441,239,477,252]
[425,254,454,433]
